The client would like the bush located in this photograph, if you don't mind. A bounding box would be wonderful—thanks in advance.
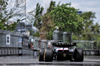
[33,31,40,37]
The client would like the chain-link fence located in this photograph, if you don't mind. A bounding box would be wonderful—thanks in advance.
[73,40,94,50]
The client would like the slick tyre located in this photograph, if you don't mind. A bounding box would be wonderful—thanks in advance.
[39,48,44,61]
[74,48,84,62]
[44,48,53,62]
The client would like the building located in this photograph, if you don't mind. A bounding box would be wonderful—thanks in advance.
[16,22,26,31]
[15,22,39,36]
[26,24,32,30]
[16,22,30,36]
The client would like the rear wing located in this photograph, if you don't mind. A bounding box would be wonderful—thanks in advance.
[52,42,76,47]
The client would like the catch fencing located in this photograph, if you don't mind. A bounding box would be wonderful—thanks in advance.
[33,38,100,56]
[74,40,100,56]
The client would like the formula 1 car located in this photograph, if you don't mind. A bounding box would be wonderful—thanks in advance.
[39,41,84,62]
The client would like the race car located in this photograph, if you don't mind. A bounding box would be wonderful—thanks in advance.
[39,41,84,62]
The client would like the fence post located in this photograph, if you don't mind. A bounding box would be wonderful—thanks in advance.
[18,47,22,56]
[10,48,12,55]
[5,48,7,56]
[0,48,1,56]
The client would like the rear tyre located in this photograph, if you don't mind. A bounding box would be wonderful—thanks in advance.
[39,48,44,61]
[73,48,84,62]
[44,48,53,62]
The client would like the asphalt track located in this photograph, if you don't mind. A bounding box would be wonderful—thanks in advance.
[0,56,100,66]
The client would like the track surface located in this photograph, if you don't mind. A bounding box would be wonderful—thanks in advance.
[0,56,100,66]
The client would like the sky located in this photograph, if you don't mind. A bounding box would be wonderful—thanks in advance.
[26,0,100,24]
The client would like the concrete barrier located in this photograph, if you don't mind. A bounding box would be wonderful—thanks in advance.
[0,29,24,56]
[0,47,23,56]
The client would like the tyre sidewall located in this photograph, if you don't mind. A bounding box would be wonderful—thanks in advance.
[74,48,84,62]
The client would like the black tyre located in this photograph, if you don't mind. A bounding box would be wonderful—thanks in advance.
[44,48,53,61]
[73,48,84,62]
[39,48,44,61]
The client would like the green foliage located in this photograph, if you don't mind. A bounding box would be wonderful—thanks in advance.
[38,1,56,40]
[33,31,40,37]
[46,30,53,40]
[34,3,44,29]
[7,22,17,31]
[39,1,84,40]
[47,1,55,13]
[72,34,79,40]
[0,0,8,30]
[29,29,34,35]
[0,0,17,31]
[50,2,84,34]
[77,43,85,49]
[80,11,98,40]
[33,1,100,41]
[40,14,55,39]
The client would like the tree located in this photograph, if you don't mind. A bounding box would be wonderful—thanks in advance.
[0,0,17,30]
[50,2,84,34]
[40,14,55,39]
[91,23,100,40]
[47,1,55,13]
[6,22,17,31]
[80,11,96,40]
[0,0,9,30]
[26,10,35,24]
[34,3,44,30]
[39,1,56,39]
[12,0,26,22]
[35,1,84,40]
[0,0,26,31]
